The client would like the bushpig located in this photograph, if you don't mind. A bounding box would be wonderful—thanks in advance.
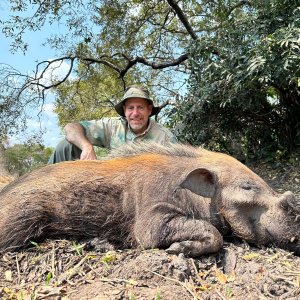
[0,142,299,256]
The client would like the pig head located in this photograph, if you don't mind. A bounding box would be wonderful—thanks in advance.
[179,163,300,256]
[0,142,299,257]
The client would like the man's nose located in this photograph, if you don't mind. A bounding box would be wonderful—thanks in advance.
[132,108,140,115]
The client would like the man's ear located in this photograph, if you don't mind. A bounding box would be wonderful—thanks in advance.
[148,104,153,116]
[179,168,216,198]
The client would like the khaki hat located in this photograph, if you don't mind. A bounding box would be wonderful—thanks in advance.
[114,85,160,117]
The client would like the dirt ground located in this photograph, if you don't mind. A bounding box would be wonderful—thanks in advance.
[0,160,299,300]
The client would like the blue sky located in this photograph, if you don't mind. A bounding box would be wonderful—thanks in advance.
[0,1,66,148]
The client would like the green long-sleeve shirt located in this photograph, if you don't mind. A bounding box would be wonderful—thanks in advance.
[80,117,177,149]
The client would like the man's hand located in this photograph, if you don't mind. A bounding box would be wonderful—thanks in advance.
[80,144,97,160]
[64,123,97,160]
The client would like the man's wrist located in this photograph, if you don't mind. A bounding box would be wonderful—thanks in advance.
[81,142,93,151]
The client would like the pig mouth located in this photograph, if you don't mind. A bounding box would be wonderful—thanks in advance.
[276,240,300,256]
[225,220,300,256]
[265,228,300,256]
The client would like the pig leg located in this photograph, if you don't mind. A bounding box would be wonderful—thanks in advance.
[163,218,223,256]
[134,203,223,257]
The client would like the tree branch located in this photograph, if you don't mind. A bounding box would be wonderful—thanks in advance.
[166,0,198,40]
[227,1,252,17]
[80,57,122,74]
[79,53,189,79]
[119,53,189,78]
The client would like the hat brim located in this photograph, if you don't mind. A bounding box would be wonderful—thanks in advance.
[114,99,160,117]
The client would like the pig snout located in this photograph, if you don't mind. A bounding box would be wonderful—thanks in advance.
[279,191,297,204]
[278,191,300,213]
[268,191,300,255]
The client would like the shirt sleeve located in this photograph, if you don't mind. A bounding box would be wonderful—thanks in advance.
[80,118,114,148]
[144,120,177,145]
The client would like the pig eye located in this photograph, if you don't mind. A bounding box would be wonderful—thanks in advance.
[242,186,251,190]
[241,184,253,190]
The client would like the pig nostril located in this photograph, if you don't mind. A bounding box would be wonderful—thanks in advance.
[281,191,295,199]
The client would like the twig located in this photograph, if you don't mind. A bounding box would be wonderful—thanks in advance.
[279,288,300,299]
[15,254,21,285]
[215,289,227,300]
[279,166,293,183]
[190,259,206,286]
[51,243,56,278]
[149,270,202,300]
[284,271,300,275]
[269,274,296,285]
[99,277,138,285]
[58,254,89,282]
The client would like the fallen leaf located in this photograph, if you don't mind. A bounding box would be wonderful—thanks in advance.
[267,253,279,263]
[127,279,138,286]
[227,271,236,282]
[5,270,12,281]
[295,276,300,288]
[101,251,117,264]
[215,268,228,284]
[242,253,260,261]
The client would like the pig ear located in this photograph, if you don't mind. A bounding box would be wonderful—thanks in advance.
[179,168,216,198]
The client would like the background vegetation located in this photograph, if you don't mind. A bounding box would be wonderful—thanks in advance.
[169,1,300,161]
[1,0,299,173]
[2,143,52,176]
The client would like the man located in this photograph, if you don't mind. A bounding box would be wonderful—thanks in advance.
[48,85,176,163]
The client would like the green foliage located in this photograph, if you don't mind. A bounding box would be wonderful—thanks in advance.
[29,241,41,249]
[54,65,121,126]
[129,294,137,300]
[170,0,300,160]
[72,241,84,256]
[3,143,52,175]
[1,0,300,160]
[50,0,188,125]
[45,272,52,286]
[94,147,108,158]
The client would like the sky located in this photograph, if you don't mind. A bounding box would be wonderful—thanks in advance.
[0,0,68,148]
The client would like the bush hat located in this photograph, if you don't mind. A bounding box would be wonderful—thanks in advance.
[114,85,160,117]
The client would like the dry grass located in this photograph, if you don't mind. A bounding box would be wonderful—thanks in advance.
[0,175,15,191]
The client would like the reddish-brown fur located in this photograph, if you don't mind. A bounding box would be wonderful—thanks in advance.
[0,142,299,256]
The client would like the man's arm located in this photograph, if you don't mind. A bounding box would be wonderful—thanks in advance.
[64,123,97,160]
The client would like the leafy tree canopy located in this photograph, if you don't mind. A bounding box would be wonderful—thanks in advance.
[0,0,299,159]
[54,64,121,127]
[169,0,300,159]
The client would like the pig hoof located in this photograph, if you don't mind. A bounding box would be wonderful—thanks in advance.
[83,238,115,252]
[166,242,186,255]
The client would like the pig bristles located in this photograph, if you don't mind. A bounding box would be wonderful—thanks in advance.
[108,142,201,158]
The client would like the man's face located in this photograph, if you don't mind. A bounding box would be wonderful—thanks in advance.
[123,98,153,134]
